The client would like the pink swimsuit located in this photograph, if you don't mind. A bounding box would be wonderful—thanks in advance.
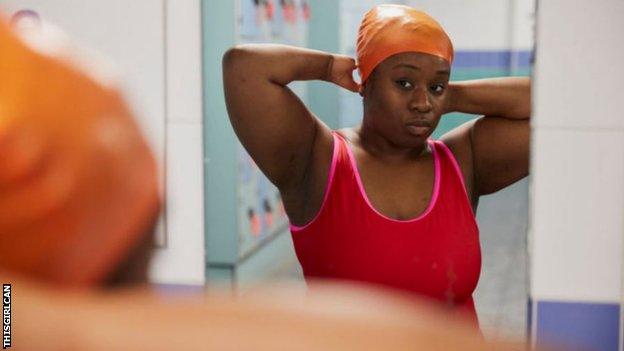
[290,132,482,324]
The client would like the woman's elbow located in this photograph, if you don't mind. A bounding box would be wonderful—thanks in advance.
[222,45,255,71]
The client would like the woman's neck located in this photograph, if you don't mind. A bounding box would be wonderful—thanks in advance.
[355,122,429,163]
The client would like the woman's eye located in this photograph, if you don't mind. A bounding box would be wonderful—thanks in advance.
[430,84,445,94]
[396,80,413,89]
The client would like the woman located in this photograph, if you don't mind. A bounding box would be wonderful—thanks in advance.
[223,4,530,325]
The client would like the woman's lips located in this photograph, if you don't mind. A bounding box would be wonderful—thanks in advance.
[406,124,430,136]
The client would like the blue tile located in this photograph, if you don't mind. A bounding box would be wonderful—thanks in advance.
[514,50,533,67]
[535,300,620,351]
[452,50,533,70]
[528,298,533,342]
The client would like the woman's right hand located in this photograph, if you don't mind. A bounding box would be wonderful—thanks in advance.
[327,54,361,93]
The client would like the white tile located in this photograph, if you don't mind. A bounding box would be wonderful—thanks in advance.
[406,0,511,50]
[510,0,535,50]
[165,0,203,123]
[0,0,169,189]
[149,122,205,285]
[529,128,624,302]
[533,0,624,130]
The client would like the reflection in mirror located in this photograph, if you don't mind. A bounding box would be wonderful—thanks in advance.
[219,0,535,341]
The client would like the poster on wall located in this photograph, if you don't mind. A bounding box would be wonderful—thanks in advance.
[235,0,309,258]
[236,142,291,257]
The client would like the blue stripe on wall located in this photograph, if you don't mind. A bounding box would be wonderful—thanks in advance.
[535,300,620,351]
[153,283,206,296]
[452,50,533,70]
[528,298,533,343]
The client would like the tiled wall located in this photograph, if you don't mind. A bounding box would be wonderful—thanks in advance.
[149,0,205,286]
[529,1,624,350]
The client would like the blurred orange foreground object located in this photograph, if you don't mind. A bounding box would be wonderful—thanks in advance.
[356,4,454,83]
[0,15,160,287]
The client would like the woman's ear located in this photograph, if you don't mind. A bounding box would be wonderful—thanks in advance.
[359,80,367,97]
[360,70,376,97]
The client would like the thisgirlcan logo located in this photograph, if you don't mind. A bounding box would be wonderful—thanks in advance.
[2,284,10,349]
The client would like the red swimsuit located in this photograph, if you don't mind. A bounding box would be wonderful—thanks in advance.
[290,132,481,324]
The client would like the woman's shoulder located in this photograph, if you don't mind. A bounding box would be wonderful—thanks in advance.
[438,122,477,204]
[438,120,475,166]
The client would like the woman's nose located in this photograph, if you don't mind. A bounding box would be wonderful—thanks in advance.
[409,88,432,113]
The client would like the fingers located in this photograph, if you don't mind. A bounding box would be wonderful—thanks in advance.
[348,79,361,93]
[331,55,360,93]
[338,76,360,93]
[346,63,360,92]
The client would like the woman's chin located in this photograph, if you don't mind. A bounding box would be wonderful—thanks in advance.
[403,129,431,142]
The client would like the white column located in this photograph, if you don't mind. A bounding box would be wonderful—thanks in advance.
[530,0,624,349]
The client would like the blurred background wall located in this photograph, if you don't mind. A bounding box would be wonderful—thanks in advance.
[0,0,206,287]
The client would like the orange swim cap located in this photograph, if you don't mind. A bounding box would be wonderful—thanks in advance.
[0,18,160,287]
[356,4,454,83]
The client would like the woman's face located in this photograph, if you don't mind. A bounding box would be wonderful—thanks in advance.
[362,52,451,147]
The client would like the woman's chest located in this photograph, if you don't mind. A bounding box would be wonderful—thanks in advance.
[355,153,436,221]
[295,216,482,302]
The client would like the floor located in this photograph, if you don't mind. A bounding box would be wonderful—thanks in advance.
[473,178,529,339]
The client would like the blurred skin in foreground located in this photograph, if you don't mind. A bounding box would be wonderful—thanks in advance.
[9,275,534,351]
[0,13,552,351]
